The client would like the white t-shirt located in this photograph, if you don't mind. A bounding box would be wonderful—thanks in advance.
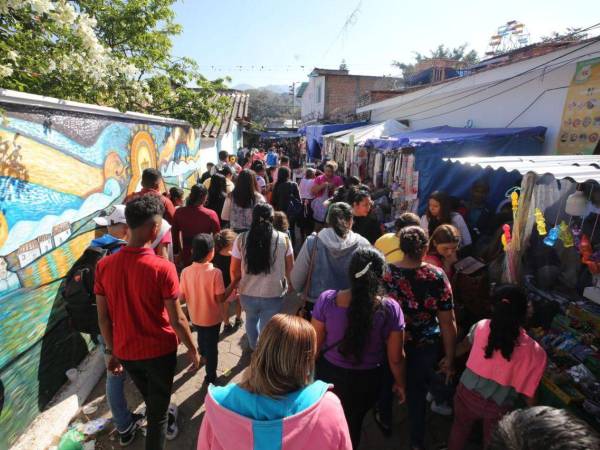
[420,212,472,247]
[256,176,267,191]
[299,178,316,200]
[232,231,294,259]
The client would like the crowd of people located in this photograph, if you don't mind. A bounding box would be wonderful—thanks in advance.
[76,153,600,450]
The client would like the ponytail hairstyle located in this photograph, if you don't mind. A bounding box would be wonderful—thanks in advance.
[326,202,354,238]
[214,229,237,254]
[485,284,528,361]
[186,183,208,207]
[338,247,386,364]
[245,203,274,275]
[399,226,428,261]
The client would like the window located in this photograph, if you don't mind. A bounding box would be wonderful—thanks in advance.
[316,82,322,104]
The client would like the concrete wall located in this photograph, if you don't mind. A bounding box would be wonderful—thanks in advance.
[358,40,600,154]
[300,75,326,123]
[0,89,218,448]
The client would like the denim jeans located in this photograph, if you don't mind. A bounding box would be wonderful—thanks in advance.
[194,324,221,382]
[121,352,177,450]
[239,295,283,349]
[406,342,440,449]
[97,335,133,433]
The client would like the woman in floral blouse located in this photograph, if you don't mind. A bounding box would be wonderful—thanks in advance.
[383,226,457,450]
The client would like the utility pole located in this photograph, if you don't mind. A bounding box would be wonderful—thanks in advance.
[289,82,296,127]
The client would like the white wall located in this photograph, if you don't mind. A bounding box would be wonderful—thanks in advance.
[358,41,600,154]
[301,75,326,123]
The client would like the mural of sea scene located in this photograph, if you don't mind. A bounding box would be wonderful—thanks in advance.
[0,97,233,448]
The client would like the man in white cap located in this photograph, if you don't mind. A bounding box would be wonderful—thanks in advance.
[92,205,129,249]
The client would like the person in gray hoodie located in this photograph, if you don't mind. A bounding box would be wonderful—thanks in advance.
[291,202,370,318]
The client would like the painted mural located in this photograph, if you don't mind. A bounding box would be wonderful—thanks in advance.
[0,103,211,448]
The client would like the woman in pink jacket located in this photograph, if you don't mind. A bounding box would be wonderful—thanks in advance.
[198,314,352,450]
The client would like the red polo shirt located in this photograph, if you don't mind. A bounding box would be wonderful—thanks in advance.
[171,205,221,267]
[94,246,179,360]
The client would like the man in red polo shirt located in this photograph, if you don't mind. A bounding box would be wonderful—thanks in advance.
[125,168,176,225]
[171,184,220,268]
[95,195,199,450]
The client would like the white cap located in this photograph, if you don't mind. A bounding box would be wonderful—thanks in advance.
[93,205,127,227]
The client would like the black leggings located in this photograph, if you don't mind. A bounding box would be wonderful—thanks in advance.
[316,357,383,448]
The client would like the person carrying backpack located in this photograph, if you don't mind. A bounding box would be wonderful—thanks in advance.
[62,205,142,446]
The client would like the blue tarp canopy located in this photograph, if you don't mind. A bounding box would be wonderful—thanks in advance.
[258,131,301,139]
[301,121,368,159]
[365,126,547,214]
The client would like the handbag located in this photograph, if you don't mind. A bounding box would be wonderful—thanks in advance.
[287,195,303,220]
[297,235,319,319]
[311,190,329,223]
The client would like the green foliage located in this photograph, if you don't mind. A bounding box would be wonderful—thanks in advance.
[392,43,479,78]
[246,88,299,127]
[0,0,228,127]
[339,59,348,71]
[541,27,588,42]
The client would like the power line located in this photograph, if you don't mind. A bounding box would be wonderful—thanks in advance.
[505,86,568,127]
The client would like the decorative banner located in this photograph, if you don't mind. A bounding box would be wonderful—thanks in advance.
[557,57,600,155]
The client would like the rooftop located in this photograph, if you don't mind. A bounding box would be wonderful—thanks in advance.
[198,90,249,138]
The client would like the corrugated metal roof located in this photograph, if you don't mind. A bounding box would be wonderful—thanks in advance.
[199,91,249,138]
[444,155,600,183]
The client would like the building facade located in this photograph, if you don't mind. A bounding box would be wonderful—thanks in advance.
[299,68,403,124]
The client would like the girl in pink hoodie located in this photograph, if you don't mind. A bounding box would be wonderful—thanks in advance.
[198,314,351,450]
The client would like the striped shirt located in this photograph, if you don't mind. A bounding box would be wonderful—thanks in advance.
[94,246,179,360]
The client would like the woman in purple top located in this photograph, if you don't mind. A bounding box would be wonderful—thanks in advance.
[312,247,406,448]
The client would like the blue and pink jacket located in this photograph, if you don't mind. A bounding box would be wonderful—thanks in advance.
[198,380,352,450]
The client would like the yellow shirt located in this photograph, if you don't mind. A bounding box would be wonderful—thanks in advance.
[374,233,404,264]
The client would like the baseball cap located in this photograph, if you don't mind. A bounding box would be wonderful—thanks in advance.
[94,205,127,227]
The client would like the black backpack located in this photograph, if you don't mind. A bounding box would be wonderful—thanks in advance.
[62,242,123,335]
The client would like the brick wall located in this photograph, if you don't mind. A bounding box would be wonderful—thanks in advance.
[324,75,402,122]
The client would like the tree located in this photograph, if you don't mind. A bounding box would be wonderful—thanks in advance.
[0,0,228,127]
[392,43,479,79]
[339,59,348,71]
[246,88,300,128]
[541,27,588,42]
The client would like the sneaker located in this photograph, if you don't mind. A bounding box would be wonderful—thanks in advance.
[431,400,453,416]
[166,404,178,441]
[223,323,233,332]
[119,413,143,447]
[234,317,244,328]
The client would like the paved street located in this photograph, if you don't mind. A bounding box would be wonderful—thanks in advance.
[72,295,467,450]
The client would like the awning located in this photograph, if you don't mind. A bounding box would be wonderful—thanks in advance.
[364,125,547,151]
[444,155,600,183]
[301,121,368,159]
[322,119,408,146]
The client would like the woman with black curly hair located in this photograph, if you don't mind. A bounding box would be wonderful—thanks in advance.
[229,203,294,350]
[448,285,547,450]
[311,247,406,447]
[383,226,456,450]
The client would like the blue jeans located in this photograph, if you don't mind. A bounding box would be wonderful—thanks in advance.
[239,295,283,349]
[97,335,134,433]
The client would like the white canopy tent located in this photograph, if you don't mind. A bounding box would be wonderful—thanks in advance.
[322,119,408,146]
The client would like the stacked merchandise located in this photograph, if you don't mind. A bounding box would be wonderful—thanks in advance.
[529,295,600,429]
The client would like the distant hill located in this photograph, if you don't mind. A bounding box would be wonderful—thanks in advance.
[233,83,254,91]
[233,84,289,94]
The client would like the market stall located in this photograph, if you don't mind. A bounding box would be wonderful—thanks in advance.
[321,119,407,173]
[299,120,367,161]
[444,155,600,430]
[355,125,547,219]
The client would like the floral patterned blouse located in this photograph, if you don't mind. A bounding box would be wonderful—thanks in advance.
[383,263,453,346]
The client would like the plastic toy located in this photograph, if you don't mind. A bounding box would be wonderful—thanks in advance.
[535,208,547,235]
[501,223,512,250]
[559,221,574,248]
[544,226,560,247]
[511,191,519,217]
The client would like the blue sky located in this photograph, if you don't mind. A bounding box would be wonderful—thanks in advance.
[171,0,599,88]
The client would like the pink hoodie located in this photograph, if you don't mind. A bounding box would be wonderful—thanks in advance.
[198,381,352,450]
